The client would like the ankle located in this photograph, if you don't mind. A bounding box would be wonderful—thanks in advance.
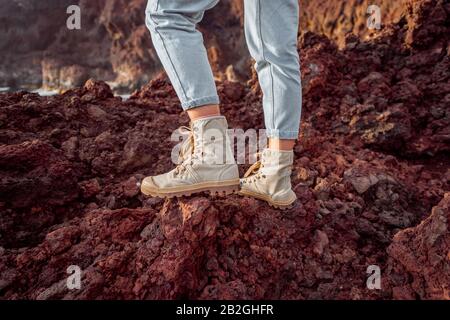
[268,138,296,151]
[187,104,221,121]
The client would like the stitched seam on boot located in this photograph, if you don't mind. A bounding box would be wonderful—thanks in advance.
[185,165,201,184]
[218,164,238,181]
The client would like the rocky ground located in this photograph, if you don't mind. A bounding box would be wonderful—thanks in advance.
[0,0,449,300]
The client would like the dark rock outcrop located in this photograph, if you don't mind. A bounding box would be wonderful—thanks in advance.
[386,193,449,300]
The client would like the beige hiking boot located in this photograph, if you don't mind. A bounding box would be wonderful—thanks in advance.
[239,148,297,209]
[140,116,240,198]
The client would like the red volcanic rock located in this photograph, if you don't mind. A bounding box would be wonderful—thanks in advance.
[79,179,101,199]
[404,0,449,48]
[83,79,114,100]
[386,193,449,300]
[294,0,450,157]
[300,0,405,47]
[0,0,448,300]
[0,139,79,248]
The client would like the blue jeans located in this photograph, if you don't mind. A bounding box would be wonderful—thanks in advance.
[145,0,302,139]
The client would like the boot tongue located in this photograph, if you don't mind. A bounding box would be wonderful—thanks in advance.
[191,116,228,165]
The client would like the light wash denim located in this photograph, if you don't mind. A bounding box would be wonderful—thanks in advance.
[145,0,302,139]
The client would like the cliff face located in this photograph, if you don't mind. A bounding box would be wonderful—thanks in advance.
[300,0,405,47]
[0,0,403,91]
[0,0,448,300]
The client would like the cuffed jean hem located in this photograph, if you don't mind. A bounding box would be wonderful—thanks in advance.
[181,95,220,110]
[265,129,299,140]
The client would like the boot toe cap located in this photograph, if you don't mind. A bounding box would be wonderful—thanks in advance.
[272,189,297,204]
[140,176,157,194]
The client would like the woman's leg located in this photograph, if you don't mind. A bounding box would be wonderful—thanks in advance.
[145,0,221,113]
[141,0,239,199]
[239,0,301,209]
[244,0,302,148]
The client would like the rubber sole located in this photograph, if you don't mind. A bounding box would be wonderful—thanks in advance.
[238,189,297,210]
[140,179,240,198]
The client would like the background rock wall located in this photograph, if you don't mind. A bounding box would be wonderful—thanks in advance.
[0,0,404,91]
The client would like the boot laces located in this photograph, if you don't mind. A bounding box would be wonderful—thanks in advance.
[175,125,202,175]
[243,152,266,182]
